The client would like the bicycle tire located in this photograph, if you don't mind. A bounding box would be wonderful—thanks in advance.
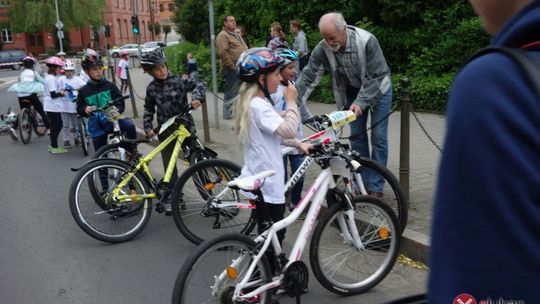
[69,158,153,243]
[309,195,400,295]
[32,111,47,136]
[171,159,256,245]
[78,118,90,156]
[18,108,32,144]
[172,233,272,304]
[354,156,408,233]
[93,142,126,160]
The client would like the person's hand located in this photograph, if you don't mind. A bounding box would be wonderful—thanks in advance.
[299,142,313,155]
[145,129,155,138]
[181,74,188,80]
[349,103,363,117]
[283,81,298,106]
[191,100,202,109]
[84,105,94,115]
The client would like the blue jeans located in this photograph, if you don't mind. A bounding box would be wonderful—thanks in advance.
[347,86,392,193]
[222,69,241,119]
[283,154,305,209]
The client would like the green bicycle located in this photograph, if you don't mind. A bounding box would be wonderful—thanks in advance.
[68,109,243,243]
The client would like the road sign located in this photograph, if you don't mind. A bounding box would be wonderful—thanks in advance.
[57,30,64,39]
[55,21,63,30]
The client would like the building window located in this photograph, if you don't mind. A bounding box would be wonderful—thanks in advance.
[0,0,11,8]
[1,28,13,43]
[123,0,126,9]
[117,19,122,41]
[168,3,174,11]
[159,3,163,12]
[116,0,119,8]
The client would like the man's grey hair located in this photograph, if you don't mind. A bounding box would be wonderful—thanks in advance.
[318,12,347,30]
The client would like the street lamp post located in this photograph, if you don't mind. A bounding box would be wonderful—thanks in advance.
[54,0,64,53]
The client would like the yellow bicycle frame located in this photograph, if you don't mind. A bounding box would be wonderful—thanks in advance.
[111,123,192,203]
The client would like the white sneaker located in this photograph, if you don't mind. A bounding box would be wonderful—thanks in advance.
[165,202,172,216]
[8,128,18,141]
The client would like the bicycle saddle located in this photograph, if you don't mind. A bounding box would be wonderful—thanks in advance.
[227,170,276,191]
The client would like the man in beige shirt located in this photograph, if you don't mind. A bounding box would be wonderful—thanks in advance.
[215,15,248,119]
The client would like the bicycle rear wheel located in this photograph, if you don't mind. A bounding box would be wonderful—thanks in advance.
[32,111,47,136]
[172,233,272,304]
[18,108,32,144]
[78,118,90,156]
[353,157,408,233]
[310,195,400,295]
[171,159,257,245]
[69,158,152,243]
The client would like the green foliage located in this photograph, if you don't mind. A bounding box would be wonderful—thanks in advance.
[174,0,209,45]
[392,73,454,112]
[169,0,490,112]
[163,42,224,90]
[8,0,106,32]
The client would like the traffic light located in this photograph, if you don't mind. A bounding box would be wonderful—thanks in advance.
[131,16,139,34]
[104,25,111,37]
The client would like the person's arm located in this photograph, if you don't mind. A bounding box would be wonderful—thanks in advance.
[215,32,234,69]
[295,44,326,106]
[143,86,156,134]
[76,87,89,116]
[34,71,45,84]
[353,36,391,110]
[275,84,299,139]
[297,33,309,58]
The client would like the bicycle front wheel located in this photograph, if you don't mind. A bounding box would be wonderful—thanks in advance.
[93,142,126,160]
[172,233,272,304]
[18,108,32,144]
[78,118,90,156]
[69,158,153,243]
[171,159,257,245]
[310,195,400,295]
[353,157,408,233]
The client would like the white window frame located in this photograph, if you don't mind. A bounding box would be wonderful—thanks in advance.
[1,28,13,43]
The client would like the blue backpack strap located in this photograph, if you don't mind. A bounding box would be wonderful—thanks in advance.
[467,46,540,97]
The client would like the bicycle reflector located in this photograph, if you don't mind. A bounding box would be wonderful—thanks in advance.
[227,266,238,280]
[378,226,389,240]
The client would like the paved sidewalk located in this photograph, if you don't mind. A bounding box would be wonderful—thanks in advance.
[122,67,445,263]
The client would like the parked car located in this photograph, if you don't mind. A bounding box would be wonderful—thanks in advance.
[166,41,180,47]
[0,50,26,70]
[108,44,140,58]
[141,41,166,54]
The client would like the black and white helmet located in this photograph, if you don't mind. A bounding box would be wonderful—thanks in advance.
[140,49,166,70]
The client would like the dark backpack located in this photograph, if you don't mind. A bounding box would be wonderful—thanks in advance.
[466,46,540,96]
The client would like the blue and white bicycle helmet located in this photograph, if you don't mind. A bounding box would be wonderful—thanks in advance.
[274,48,299,69]
[236,48,282,83]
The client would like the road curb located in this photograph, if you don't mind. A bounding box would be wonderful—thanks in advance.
[401,228,430,264]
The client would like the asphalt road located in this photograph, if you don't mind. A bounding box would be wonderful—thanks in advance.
[0,75,427,304]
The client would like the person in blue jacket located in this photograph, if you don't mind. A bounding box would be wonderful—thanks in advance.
[429,1,540,303]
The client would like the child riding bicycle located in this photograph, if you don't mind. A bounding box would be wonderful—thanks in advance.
[7,56,50,141]
[76,49,136,155]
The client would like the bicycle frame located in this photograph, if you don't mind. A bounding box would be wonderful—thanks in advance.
[110,121,192,203]
[219,155,365,302]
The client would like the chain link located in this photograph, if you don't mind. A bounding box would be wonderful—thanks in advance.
[410,105,443,153]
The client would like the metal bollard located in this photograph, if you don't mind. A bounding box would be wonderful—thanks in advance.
[126,67,139,118]
[399,78,410,205]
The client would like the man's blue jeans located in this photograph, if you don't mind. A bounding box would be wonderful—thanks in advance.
[347,86,392,193]
[223,69,241,119]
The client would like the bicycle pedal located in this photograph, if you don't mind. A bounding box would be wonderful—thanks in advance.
[155,203,165,213]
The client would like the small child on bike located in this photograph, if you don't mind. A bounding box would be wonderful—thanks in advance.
[141,49,207,206]
[7,56,50,141]
[59,59,87,148]
[76,49,136,154]
[271,48,315,214]
[235,48,310,244]
[43,56,68,153]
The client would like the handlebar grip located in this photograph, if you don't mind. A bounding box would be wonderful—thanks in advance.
[302,115,322,124]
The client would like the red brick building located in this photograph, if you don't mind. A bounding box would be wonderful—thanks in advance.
[0,0,156,55]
